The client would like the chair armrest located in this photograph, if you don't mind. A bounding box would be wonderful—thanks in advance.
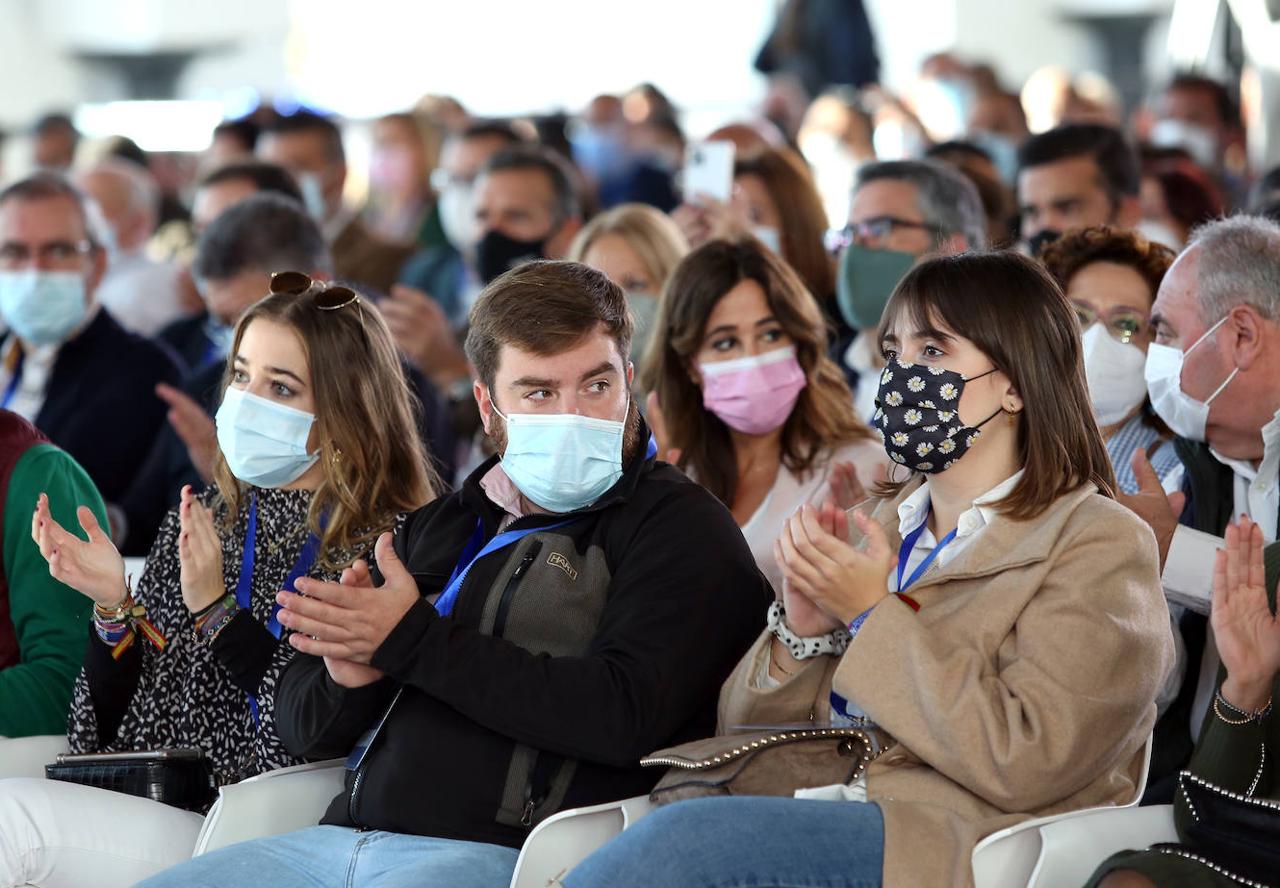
[509,795,654,888]
[1028,805,1177,888]
[0,734,70,779]
[192,759,346,856]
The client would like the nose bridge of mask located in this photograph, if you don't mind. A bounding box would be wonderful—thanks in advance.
[700,344,799,379]
[221,387,316,452]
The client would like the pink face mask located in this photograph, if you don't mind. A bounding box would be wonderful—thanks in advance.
[699,346,808,435]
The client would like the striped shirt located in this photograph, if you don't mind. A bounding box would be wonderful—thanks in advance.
[1106,412,1181,494]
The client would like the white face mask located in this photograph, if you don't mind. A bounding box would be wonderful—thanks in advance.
[296,172,330,223]
[1081,322,1148,427]
[215,387,319,488]
[1144,314,1238,442]
[1150,119,1220,171]
[438,183,478,253]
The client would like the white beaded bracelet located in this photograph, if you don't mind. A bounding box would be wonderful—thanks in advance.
[766,599,850,660]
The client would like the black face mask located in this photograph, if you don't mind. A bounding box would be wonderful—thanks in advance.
[1027,229,1062,258]
[476,229,549,284]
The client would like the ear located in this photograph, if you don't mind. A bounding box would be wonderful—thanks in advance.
[1002,379,1024,415]
[1228,304,1266,371]
[686,358,703,389]
[474,379,494,435]
[626,360,635,388]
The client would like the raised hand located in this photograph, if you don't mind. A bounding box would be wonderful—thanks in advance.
[178,485,226,613]
[31,493,127,608]
[1213,516,1280,713]
[1117,448,1186,569]
[324,558,386,689]
[156,383,218,484]
[776,503,896,627]
[378,285,469,386]
[278,532,418,666]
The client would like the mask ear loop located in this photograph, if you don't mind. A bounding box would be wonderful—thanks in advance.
[1185,314,1239,407]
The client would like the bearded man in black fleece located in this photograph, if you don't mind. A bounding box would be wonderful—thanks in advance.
[139,260,771,888]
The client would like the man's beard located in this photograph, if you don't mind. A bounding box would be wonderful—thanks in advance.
[489,398,644,467]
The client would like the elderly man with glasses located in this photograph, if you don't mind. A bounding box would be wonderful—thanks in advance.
[0,173,180,539]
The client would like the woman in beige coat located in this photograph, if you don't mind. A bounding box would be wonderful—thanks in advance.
[563,251,1175,888]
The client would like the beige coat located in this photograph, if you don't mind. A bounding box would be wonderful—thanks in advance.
[718,478,1175,887]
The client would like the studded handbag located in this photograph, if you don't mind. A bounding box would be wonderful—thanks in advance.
[640,728,879,805]
[1150,771,1280,887]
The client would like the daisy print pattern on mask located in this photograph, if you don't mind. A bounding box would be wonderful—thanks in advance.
[874,357,1003,473]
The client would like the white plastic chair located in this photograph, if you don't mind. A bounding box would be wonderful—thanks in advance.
[508,794,654,888]
[122,556,147,586]
[0,734,70,779]
[191,758,346,855]
[970,734,1156,888]
[510,736,1159,888]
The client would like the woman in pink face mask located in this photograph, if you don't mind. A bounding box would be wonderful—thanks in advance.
[642,237,887,594]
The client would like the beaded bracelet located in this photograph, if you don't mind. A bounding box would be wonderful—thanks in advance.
[1214,690,1273,726]
[766,599,850,660]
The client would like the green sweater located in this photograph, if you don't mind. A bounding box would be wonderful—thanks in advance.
[0,444,106,737]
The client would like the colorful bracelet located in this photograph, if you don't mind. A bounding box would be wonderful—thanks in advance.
[192,594,239,646]
[90,578,168,660]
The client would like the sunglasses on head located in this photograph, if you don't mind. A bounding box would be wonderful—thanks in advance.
[268,271,365,333]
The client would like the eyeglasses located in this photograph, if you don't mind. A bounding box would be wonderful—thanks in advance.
[0,239,94,270]
[268,271,365,334]
[1071,301,1149,345]
[837,216,943,246]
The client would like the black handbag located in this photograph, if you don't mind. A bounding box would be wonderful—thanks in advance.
[45,748,217,813]
[1151,770,1280,887]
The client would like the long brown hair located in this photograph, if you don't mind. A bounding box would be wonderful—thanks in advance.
[211,284,439,568]
[875,251,1116,518]
[645,238,875,508]
[734,147,836,301]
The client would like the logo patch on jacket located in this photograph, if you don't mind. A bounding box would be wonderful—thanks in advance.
[546,552,578,581]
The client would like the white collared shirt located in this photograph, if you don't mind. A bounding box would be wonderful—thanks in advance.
[0,337,60,421]
[1161,410,1280,738]
[889,469,1026,594]
[1161,409,1280,614]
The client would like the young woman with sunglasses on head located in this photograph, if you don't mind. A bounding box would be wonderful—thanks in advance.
[565,252,1174,888]
[0,274,439,888]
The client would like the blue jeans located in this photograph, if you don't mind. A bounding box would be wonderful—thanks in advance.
[563,796,884,888]
[134,824,519,888]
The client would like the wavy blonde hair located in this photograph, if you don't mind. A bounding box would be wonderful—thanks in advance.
[211,284,440,568]
[567,202,689,293]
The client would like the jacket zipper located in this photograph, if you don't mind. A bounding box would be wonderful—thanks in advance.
[489,539,558,827]
[493,540,541,639]
[347,686,403,828]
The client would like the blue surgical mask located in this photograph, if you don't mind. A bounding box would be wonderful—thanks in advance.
[0,270,89,346]
[296,172,330,222]
[215,386,319,488]
[752,225,783,254]
[491,398,626,513]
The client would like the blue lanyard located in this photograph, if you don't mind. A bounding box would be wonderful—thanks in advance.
[895,504,958,593]
[434,517,573,617]
[2,350,24,410]
[345,514,574,770]
[238,493,322,725]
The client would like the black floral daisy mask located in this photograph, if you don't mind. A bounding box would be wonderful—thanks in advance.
[872,358,1002,473]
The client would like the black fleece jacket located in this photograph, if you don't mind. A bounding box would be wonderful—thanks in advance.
[274,437,771,848]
